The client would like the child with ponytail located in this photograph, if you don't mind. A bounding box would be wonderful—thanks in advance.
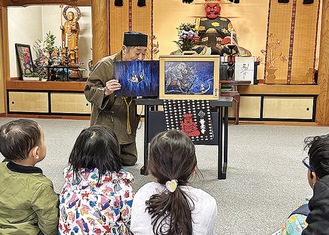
[131,129,217,234]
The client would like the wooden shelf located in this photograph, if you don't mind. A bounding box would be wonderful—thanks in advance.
[6,80,85,91]
[238,84,321,95]
[1,0,91,7]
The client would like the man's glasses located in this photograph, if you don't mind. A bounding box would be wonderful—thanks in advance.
[302,156,313,171]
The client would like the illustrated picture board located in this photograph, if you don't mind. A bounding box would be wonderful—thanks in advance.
[15,43,34,79]
[113,60,159,97]
[159,55,220,100]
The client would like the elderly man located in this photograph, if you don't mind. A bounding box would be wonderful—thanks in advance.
[84,31,148,166]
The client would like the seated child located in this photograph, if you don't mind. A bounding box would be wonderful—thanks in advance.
[130,129,217,234]
[274,133,329,235]
[301,134,329,235]
[273,196,310,235]
[58,125,134,234]
[0,119,59,235]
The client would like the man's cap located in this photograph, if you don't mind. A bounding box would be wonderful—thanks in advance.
[123,32,148,47]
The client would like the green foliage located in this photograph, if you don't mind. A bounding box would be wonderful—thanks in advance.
[33,31,61,79]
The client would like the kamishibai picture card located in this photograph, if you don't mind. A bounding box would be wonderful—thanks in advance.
[113,60,159,97]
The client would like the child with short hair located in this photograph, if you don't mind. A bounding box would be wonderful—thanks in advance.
[130,129,217,235]
[58,125,134,234]
[0,119,59,235]
[274,133,329,235]
[301,134,329,235]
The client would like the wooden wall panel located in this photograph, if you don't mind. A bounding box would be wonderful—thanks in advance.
[132,1,151,35]
[2,0,91,6]
[290,1,319,84]
[91,0,109,63]
[265,1,292,84]
[0,7,4,113]
[109,0,129,54]
[132,0,151,57]
[315,0,329,125]
[0,6,8,113]
[265,0,320,85]
[109,0,152,55]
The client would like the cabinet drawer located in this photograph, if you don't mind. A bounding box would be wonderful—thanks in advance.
[228,96,261,119]
[8,91,48,113]
[50,92,91,114]
[263,96,314,119]
[240,96,261,118]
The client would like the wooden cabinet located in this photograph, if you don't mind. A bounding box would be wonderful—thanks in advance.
[6,80,90,117]
[7,90,91,115]
[227,85,320,122]
[8,91,48,113]
[228,95,315,121]
[4,80,319,122]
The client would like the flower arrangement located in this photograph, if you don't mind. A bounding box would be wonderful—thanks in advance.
[261,33,287,69]
[33,31,62,79]
[174,22,199,52]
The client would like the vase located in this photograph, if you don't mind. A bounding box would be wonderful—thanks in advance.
[266,67,277,84]
[227,61,235,80]
[182,50,197,55]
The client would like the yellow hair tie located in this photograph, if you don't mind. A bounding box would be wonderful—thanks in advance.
[165,179,178,193]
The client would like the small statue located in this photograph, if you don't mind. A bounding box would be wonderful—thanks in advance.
[194,0,251,56]
[60,5,81,65]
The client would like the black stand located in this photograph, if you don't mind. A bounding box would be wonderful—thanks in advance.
[64,46,69,66]
[227,44,235,80]
[135,97,233,180]
[47,66,69,81]
[47,47,70,81]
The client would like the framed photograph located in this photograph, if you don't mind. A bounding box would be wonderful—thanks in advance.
[113,60,159,97]
[15,43,34,79]
[159,55,220,100]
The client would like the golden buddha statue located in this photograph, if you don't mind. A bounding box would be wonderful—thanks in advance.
[60,6,81,65]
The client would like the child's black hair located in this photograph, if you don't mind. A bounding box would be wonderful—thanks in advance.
[0,119,41,161]
[305,133,329,179]
[68,125,122,183]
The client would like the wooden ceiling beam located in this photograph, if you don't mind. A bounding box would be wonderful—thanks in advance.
[1,0,91,7]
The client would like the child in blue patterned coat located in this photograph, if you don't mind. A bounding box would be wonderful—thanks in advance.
[58,125,134,234]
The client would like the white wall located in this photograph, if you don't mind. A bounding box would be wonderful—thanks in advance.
[8,5,92,78]
[8,6,42,77]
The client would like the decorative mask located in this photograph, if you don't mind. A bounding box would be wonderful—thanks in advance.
[205,3,221,19]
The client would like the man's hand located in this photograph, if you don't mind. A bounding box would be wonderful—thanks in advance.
[105,79,121,96]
